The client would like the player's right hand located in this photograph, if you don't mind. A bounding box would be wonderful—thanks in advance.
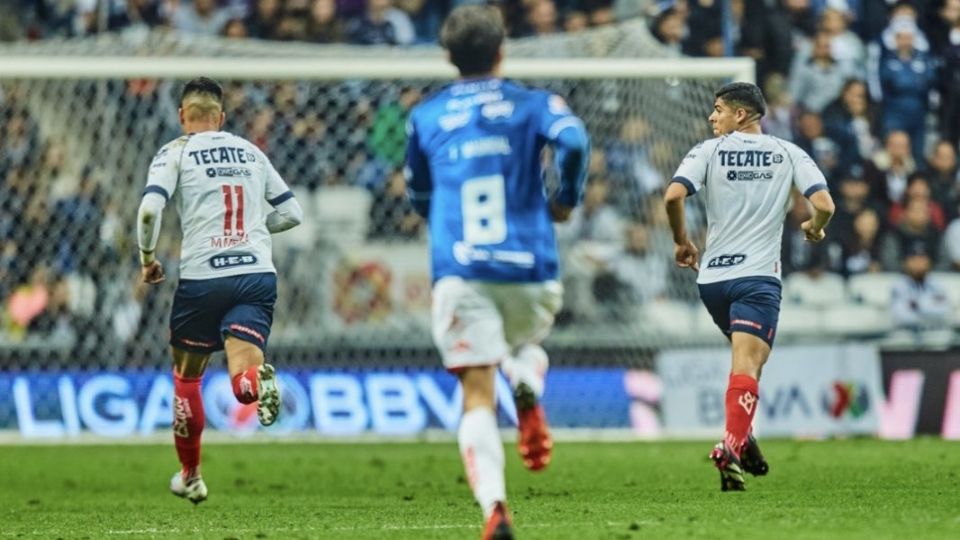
[674,240,700,272]
[801,220,826,243]
[141,260,166,284]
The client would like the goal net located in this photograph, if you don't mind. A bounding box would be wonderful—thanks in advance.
[0,21,753,376]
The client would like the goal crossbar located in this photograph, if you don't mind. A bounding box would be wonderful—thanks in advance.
[0,57,755,82]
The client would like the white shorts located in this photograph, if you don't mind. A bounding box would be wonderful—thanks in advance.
[431,276,563,371]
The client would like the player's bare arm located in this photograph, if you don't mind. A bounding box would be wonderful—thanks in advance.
[137,191,167,284]
[801,190,836,243]
[664,181,699,272]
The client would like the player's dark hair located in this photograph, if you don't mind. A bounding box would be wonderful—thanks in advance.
[180,77,224,107]
[715,82,766,119]
[440,5,505,77]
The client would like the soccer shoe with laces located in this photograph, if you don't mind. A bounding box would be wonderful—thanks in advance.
[257,363,281,426]
[514,382,553,471]
[740,434,769,476]
[709,442,747,492]
[482,502,514,540]
[170,471,208,504]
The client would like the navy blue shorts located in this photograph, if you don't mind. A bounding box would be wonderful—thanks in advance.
[170,272,277,354]
[698,276,782,347]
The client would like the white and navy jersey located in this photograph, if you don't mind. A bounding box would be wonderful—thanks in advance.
[672,132,828,285]
[144,131,294,280]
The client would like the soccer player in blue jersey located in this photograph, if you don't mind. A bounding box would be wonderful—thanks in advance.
[405,6,589,539]
[665,83,835,491]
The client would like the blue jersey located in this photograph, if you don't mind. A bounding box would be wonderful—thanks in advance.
[405,78,589,283]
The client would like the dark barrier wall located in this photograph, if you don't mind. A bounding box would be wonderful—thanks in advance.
[881,348,960,438]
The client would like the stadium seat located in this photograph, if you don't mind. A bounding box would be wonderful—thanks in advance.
[782,272,846,307]
[821,303,892,336]
[847,272,900,308]
[777,303,822,337]
[313,186,372,245]
[640,301,696,338]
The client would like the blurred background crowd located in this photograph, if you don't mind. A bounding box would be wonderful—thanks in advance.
[1,0,960,361]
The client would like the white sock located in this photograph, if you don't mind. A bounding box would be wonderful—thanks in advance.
[501,344,549,398]
[458,407,506,518]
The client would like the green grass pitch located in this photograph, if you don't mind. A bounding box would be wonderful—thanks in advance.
[1,439,958,539]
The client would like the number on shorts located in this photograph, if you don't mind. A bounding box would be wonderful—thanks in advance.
[461,175,507,245]
[221,185,245,236]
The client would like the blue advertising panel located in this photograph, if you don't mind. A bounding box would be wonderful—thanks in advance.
[0,368,632,439]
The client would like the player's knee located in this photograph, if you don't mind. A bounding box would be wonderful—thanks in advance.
[459,365,497,412]
[172,347,210,378]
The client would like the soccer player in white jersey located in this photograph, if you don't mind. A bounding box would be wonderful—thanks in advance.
[665,82,835,491]
[137,77,303,504]
[405,6,589,539]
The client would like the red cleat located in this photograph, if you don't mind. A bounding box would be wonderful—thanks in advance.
[482,502,514,540]
[515,383,553,471]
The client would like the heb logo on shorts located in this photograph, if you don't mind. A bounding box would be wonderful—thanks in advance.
[209,253,258,270]
[707,254,746,268]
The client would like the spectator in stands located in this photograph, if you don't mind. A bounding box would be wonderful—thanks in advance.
[882,197,943,271]
[877,18,934,162]
[526,0,561,36]
[867,1,931,98]
[831,172,877,240]
[863,130,915,209]
[925,140,960,220]
[794,110,840,180]
[368,86,421,169]
[928,0,960,55]
[368,169,423,240]
[822,79,880,176]
[307,0,346,43]
[274,0,312,41]
[820,5,865,64]
[557,176,624,322]
[170,0,234,36]
[890,243,952,331]
[605,115,664,206]
[839,207,883,276]
[789,31,860,113]
[888,173,947,231]
[594,222,668,315]
[346,0,414,45]
[650,7,686,53]
[223,18,249,38]
[740,0,795,81]
[945,213,960,270]
[760,73,795,141]
[938,13,960,148]
[246,0,283,39]
[564,9,590,32]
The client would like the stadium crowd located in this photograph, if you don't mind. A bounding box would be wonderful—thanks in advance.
[2,0,960,353]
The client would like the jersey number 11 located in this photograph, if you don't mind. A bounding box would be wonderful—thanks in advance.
[221,185,245,237]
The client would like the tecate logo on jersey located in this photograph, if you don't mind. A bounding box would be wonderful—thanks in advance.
[209,253,258,269]
[707,254,747,268]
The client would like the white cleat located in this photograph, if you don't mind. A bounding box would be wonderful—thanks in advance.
[170,471,208,505]
[257,363,281,426]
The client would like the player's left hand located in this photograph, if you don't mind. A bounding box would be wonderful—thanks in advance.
[141,260,165,284]
[801,220,826,243]
[674,240,700,272]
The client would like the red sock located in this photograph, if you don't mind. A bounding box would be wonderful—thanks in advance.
[231,366,259,404]
[724,373,759,456]
[173,374,204,477]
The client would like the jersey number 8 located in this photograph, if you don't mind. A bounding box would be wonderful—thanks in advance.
[462,175,507,245]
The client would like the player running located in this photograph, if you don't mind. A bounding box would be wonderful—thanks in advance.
[665,82,835,491]
[405,5,589,539]
[137,77,303,504]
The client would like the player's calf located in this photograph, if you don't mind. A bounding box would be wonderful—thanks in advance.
[231,365,260,404]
